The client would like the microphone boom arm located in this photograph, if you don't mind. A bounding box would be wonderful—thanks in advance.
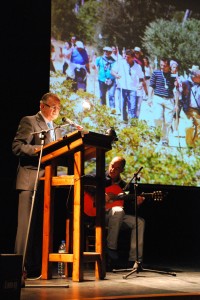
[123,167,143,191]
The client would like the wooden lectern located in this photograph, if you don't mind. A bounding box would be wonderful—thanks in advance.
[40,130,113,282]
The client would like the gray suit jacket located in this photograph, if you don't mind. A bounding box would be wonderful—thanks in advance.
[12,112,63,190]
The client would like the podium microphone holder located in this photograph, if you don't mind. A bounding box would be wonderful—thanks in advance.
[112,167,176,279]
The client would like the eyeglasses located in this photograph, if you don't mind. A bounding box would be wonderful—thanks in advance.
[43,103,61,111]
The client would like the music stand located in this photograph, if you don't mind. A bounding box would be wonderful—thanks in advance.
[112,167,176,279]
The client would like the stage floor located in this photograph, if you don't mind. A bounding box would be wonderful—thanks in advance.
[21,261,200,300]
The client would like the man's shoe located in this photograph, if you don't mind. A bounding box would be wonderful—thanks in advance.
[21,270,27,288]
[21,277,25,288]
[26,269,41,280]
[106,248,119,261]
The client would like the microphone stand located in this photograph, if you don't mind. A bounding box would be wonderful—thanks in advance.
[23,128,69,288]
[22,131,46,275]
[112,168,176,279]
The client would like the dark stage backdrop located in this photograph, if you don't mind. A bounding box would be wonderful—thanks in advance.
[0,0,200,268]
[0,0,51,253]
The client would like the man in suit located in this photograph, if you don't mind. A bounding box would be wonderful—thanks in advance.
[12,92,63,285]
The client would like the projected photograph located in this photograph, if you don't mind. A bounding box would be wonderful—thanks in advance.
[50,0,200,187]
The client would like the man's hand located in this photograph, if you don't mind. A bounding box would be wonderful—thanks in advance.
[76,124,84,131]
[105,192,116,203]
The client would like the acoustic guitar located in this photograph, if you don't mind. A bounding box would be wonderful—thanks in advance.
[84,184,163,217]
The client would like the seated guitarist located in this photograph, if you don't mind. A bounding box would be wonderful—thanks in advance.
[84,156,145,269]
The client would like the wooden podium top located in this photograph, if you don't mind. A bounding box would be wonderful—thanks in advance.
[40,130,114,163]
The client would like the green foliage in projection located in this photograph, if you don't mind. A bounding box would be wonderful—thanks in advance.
[50,73,200,187]
[143,18,200,72]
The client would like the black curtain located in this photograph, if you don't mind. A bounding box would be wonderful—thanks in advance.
[0,0,51,253]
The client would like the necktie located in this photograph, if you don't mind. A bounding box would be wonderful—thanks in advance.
[47,122,55,141]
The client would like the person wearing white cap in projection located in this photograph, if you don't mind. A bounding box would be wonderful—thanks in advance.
[132,46,148,118]
[189,65,199,73]
[95,46,116,109]
[68,40,90,91]
[170,60,179,75]
[133,47,144,71]
[111,49,147,122]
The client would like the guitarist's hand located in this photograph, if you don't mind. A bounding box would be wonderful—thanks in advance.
[105,192,116,203]
[137,195,145,205]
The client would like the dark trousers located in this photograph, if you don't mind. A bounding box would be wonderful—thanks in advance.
[98,80,116,108]
[15,188,43,273]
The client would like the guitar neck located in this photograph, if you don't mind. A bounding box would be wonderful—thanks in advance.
[140,191,163,201]
[140,192,154,197]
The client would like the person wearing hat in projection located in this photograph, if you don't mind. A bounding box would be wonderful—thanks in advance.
[133,47,144,72]
[133,47,148,118]
[189,65,199,73]
[181,66,200,146]
[67,40,90,92]
[111,49,147,122]
[95,46,116,109]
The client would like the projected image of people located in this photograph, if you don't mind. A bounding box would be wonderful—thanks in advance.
[50,1,200,187]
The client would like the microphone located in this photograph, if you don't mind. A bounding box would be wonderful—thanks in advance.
[62,117,83,131]
[105,127,118,141]
[122,167,143,191]
[134,166,143,177]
